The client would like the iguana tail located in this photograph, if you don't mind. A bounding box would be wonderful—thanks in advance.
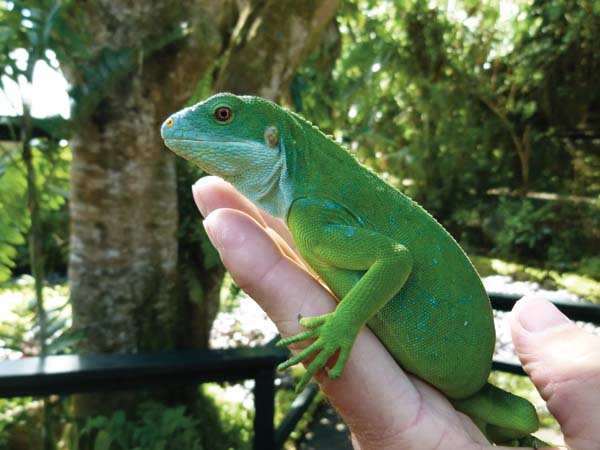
[451,382,551,447]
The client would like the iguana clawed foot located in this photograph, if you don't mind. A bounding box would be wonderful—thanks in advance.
[276,312,357,392]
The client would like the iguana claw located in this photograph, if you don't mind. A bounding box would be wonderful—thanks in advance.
[275,312,355,392]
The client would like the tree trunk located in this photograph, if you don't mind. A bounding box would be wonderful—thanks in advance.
[67,2,227,356]
[65,0,338,415]
[65,2,231,416]
[215,0,340,100]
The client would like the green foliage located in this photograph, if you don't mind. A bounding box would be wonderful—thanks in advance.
[0,279,81,356]
[198,384,252,450]
[0,146,27,282]
[0,140,70,281]
[69,47,134,121]
[482,196,600,271]
[0,397,39,450]
[19,140,70,273]
[69,384,257,450]
[488,197,553,258]
[297,0,520,211]
[471,255,600,302]
[74,402,203,450]
[580,256,600,280]
[219,273,242,313]
[0,0,57,69]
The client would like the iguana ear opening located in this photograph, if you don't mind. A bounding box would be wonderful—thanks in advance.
[264,126,280,147]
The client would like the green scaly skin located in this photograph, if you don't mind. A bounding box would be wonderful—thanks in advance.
[161,93,550,447]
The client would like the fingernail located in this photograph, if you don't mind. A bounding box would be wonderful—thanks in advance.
[518,297,570,333]
[192,182,208,217]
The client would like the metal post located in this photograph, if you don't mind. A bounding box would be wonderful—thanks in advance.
[253,367,275,450]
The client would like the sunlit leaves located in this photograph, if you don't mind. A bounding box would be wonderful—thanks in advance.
[0,145,26,282]
[297,0,600,214]
[0,140,69,281]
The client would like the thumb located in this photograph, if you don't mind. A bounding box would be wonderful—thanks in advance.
[510,295,600,450]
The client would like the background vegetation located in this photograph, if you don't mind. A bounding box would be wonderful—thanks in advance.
[0,0,598,448]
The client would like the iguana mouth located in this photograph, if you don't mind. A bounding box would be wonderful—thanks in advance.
[164,138,261,147]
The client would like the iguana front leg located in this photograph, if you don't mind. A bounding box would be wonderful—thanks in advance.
[277,198,413,392]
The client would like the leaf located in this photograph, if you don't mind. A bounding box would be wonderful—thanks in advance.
[69,47,134,121]
[94,430,112,450]
[68,421,80,450]
[46,328,85,355]
[80,415,109,435]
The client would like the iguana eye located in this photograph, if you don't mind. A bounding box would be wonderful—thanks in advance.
[215,107,232,122]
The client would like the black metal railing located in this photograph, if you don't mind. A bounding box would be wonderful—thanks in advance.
[0,344,287,450]
[489,292,600,322]
[0,293,597,449]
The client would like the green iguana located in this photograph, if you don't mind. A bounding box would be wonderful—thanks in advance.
[161,93,549,447]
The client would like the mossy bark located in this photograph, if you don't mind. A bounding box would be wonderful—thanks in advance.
[66,1,230,416]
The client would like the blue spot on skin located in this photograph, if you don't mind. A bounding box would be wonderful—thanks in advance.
[417,321,426,330]
[345,228,355,238]
[457,296,470,306]
[433,257,439,266]
[446,302,457,320]
[421,290,438,306]
[418,311,430,323]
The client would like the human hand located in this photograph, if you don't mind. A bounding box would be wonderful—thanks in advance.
[510,296,600,450]
[193,176,599,450]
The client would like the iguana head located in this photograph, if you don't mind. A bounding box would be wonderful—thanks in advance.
[161,93,296,217]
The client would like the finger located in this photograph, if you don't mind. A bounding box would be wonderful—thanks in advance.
[261,212,297,253]
[264,227,307,269]
[511,295,600,450]
[203,208,332,327]
[193,176,297,250]
[192,176,268,226]
[202,208,425,443]
[193,176,305,267]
